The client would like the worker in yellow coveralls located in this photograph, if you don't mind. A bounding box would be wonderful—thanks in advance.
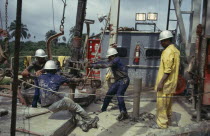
[153,30,180,129]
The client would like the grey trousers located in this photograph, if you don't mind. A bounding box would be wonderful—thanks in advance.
[49,97,92,125]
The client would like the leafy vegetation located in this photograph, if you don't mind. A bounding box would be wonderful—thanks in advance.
[6,41,70,71]
[8,20,29,39]
[0,78,11,85]
[0,25,87,71]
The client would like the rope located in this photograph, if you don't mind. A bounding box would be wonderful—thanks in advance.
[0,9,3,28]
[18,78,210,99]
[52,0,55,31]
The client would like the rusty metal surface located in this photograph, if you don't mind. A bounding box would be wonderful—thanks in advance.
[46,31,64,60]
[16,128,43,136]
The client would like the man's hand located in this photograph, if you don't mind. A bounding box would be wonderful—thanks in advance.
[80,77,86,82]
[35,70,43,76]
[157,73,169,92]
[85,62,91,68]
[21,69,30,77]
[157,82,164,92]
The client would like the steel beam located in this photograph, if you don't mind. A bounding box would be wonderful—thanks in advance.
[166,0,171,30]
[71,0,87,61]
[173,0,187,45]
[11,0,22,135]
[188,0,201,57]
[109,0,120,47]
[74,0,87,38]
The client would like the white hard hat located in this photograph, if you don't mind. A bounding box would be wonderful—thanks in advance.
[35,49,47,57]
[44,60,57,70]
[106,48,118,57]
[158,30,173,41]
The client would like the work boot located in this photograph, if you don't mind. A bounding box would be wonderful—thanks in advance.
[80,123,89,132]
[116,112,123,121]
[117,111,129,121]
[91,116,99,128]
[150,121,168,129]
[87,116,99,128]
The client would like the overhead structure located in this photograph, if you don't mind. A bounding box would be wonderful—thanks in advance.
[166,0,201,57]
[71,0,87,61]
[108,0,120,47]
[196,0,210,122]
[173,0,187,46]
[188,0,202,56]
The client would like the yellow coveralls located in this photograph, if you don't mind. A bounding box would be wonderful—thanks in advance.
[155,44,180,128]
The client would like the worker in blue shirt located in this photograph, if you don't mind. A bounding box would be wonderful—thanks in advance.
[87,47,130,121]
[22,49,47,107]
[38,60,99,132]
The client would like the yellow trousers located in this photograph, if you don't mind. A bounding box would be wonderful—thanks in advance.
[156,91,173,128]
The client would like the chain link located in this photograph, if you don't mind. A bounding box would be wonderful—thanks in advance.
[5,0,8,31]
[60,0,67,31]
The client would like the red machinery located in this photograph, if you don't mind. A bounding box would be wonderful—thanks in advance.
[86,39,101,79]
[203,41,210,105]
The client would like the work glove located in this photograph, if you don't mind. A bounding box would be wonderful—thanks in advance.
[35,70,43,76]
[85,62,92,68]
[21,69,30,77]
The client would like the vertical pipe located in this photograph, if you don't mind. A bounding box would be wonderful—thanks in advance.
[133,78,142,121]
[173,0,187,45]
[195,0,208,122]
[11,0,22,135]
[166,0,171,30]
[69,0,87,99]
[74,0,87,38]
[71,0,87,61]
[202,0,207,36]
[108,0,120,46]
[189,0,202,56]
[197,37,207,122]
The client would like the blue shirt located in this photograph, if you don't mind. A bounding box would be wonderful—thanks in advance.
[27,60,46,72]
[38,73,69,106]
[91,57,128,81]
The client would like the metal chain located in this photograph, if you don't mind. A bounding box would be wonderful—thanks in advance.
[5,0,8,31]
[60,0,67,31]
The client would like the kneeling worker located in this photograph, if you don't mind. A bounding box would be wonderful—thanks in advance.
[38,60,99,132]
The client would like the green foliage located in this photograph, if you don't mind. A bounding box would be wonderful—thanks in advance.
[37,41,46,46]
[5,41,70,71]
[0,78,11,85]
[9,41,70,57]
[8,20,29,39]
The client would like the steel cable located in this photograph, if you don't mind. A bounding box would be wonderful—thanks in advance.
[18,78,209,99]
